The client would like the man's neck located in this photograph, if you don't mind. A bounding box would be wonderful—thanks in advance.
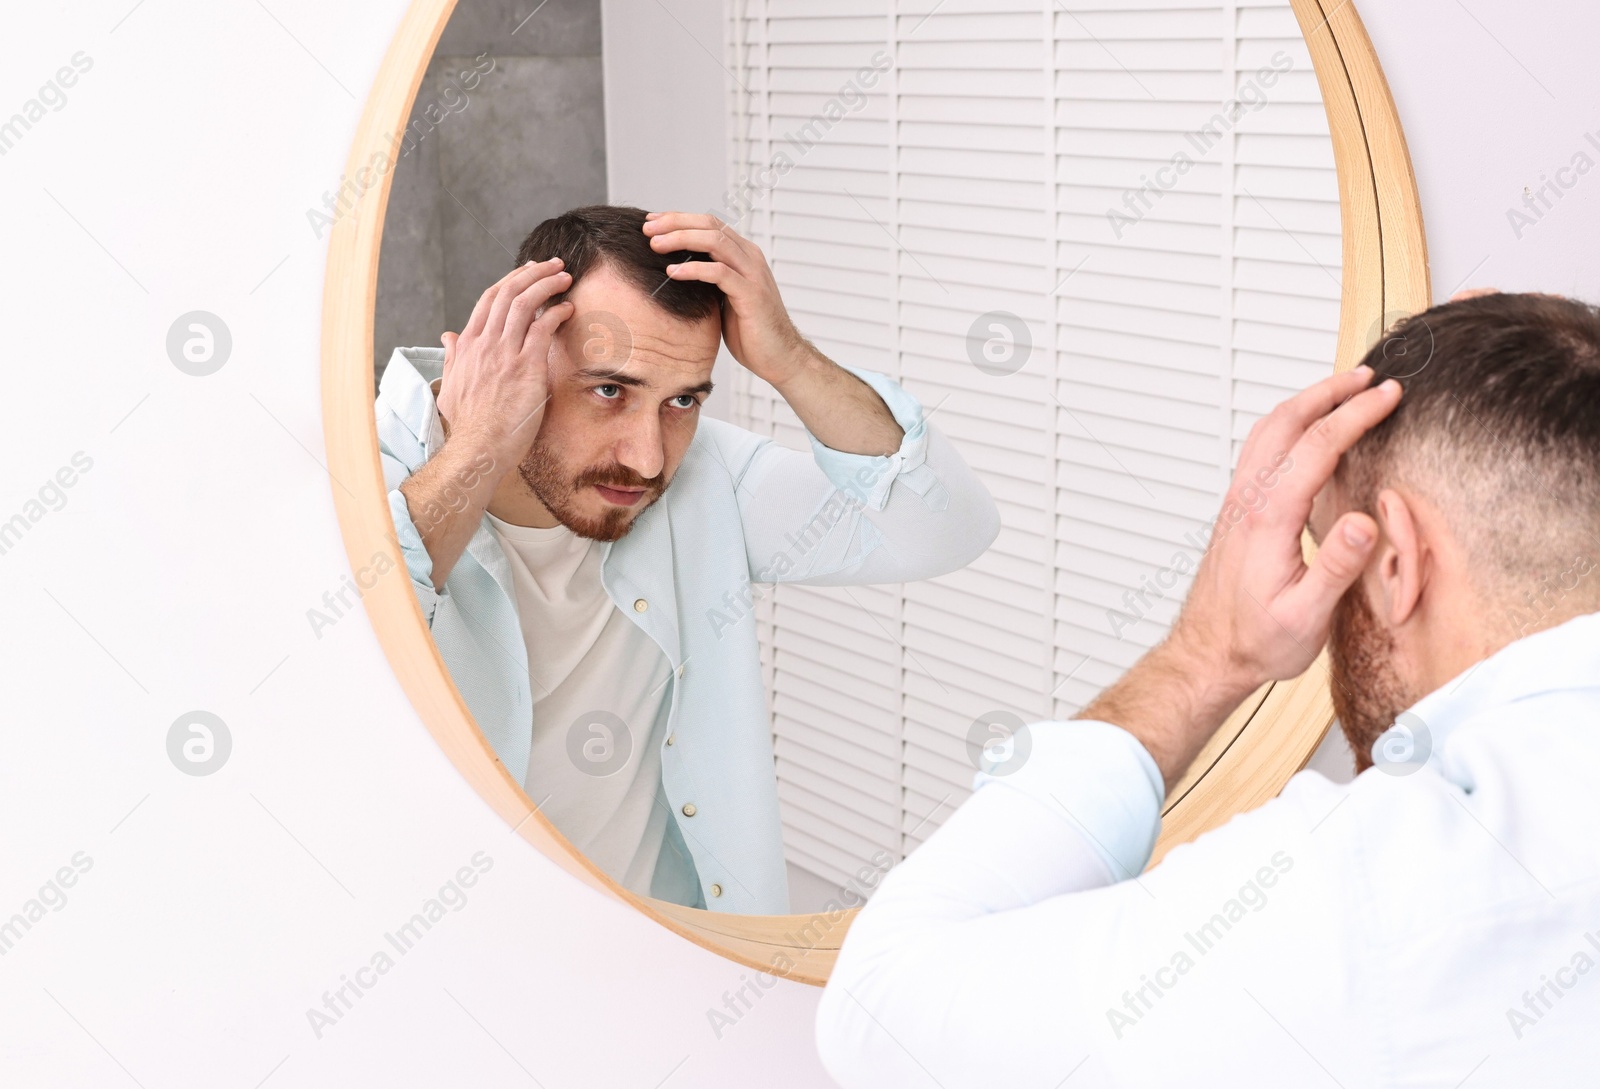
[486,474,560,529]
[1412,586,1598,703]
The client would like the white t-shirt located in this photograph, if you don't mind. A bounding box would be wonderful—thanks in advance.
[484,511,698,904]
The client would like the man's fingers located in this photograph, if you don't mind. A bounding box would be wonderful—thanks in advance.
[523,299,573,352]
[462,282,498,340]
[645,213,753,257]
[484,259,567,343]
[463,260,546,339]
[664,259,741,291]
[501,269,573,349]
[1276,379,1402,509]
[649,227,751,270]
[1279,512,1378,640]
[440,331,458,370]
[643,211,737,237]
[1243,366,1376,465]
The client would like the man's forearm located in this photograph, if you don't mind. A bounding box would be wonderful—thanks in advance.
[1075,632,1260,794]
[397,436,504,590]
[771,343,904,457]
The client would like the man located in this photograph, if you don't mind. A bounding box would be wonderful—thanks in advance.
[375,205,999,915]
[817,291,1600,1086]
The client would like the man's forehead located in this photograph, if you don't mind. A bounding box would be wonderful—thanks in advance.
[564,262,709,324]
[560,269,718,372]
[563,312,715,380]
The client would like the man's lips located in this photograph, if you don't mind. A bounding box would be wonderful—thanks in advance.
[593,483,648,506]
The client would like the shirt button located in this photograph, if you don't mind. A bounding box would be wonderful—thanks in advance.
[633,598,648,613]
[709,883,723,898]
[676,663,686,678]
[681,802,697,817]
[665,734,674,746]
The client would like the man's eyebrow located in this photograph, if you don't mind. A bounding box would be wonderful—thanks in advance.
[574,367,715,399]
[575,366,647,387]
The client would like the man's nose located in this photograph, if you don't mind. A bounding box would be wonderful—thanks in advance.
[613,411,665,482]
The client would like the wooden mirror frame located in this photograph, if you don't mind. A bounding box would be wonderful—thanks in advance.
[320,0,1429,986]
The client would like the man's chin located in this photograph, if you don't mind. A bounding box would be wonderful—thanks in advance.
[557,493,658,543]
[563,510,639,543]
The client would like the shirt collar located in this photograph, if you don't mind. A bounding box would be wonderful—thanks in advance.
[1373,608,1600,769]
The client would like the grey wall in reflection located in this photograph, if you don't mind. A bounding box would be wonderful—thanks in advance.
[374,0,607,381]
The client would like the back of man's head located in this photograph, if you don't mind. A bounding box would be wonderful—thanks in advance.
[514,204,723,323]
[1338,291,1600,630]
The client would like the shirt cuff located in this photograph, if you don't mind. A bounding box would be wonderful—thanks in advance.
[972,719,1166,882]
[387,487,440,622]
[806,364,947,512]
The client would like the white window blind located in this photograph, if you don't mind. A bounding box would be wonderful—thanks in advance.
[725,0,1341,897]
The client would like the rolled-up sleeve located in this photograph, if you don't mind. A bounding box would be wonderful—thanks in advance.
[379,444,441,625]
[373,347,450,625]
[717,364,1000,587]
[385,483,440,624]
[806,363,946,513]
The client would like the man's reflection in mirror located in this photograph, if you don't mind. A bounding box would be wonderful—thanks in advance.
[375,205,1000,912]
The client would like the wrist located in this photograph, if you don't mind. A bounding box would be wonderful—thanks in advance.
[1078,631,1259,793]
[762,338,822,393]
[440,422,516,484]
[1161,622,1261,713]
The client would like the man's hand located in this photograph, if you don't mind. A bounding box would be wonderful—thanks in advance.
[643,211,904,457]
[436,257,573,466]
[1080,365,1404,790]
[398,259,573,589]
[641,211,811,386]
[1170,365,1403,689]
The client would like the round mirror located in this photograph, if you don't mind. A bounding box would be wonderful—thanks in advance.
[324,0,1427,984]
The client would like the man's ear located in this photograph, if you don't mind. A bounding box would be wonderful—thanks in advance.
[1371,488,1424,626]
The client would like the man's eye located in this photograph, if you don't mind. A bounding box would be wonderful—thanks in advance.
[595,384,622,400]
[670,395,699,409]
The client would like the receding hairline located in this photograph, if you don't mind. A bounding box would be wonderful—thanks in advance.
[514,204,724,324]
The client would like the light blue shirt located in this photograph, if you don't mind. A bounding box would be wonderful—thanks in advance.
[375,347,1001,914]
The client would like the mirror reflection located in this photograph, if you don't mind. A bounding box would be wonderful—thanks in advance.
[372,0,1345,914]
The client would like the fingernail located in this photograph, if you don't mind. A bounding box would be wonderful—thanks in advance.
[1354,364,1372,377]
[666,263,679,272]
[1381,378,1401,393]
[1344,522,1373,547]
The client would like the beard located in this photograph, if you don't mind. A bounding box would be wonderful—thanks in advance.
[1327,583,1417,773]
[515,437,666,543]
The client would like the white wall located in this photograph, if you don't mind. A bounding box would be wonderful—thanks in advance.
[1,2,1594,1086]
[1361,4,1600,303]
[0,2,823,1086]
[600,0,727,212]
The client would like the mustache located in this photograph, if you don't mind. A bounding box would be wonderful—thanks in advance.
[573,464,661,491]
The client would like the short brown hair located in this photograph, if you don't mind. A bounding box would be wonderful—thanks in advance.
[1338,291,1600,595]
[514,204,723,323]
